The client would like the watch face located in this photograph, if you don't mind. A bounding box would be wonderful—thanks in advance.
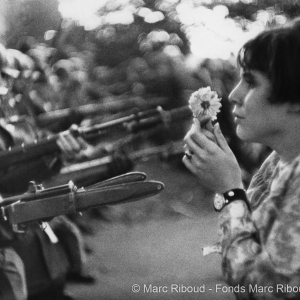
[214,194,225,211]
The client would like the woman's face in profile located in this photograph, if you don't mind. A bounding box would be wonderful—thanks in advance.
[228,68,289,146]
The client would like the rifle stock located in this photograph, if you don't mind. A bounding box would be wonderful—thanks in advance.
[0,106,191,170]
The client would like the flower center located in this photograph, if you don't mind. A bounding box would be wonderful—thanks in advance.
[201,100,210,111]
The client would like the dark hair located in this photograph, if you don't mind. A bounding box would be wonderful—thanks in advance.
[237,17,300,104]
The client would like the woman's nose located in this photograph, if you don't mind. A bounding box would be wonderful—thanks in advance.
[228,83,243,105]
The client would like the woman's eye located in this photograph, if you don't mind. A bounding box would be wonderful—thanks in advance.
[242,76,255,88]
[246,79,255,87]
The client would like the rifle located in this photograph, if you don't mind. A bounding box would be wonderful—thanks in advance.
[0,172,164,230]
[35,96,170,128]
[44,140,185,188]
[0,105,192,170]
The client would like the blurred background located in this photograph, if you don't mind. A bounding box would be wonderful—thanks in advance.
[0,1,298,299]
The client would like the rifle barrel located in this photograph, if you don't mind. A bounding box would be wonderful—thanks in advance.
[36,97,169,128]
[129,105,191,132]
[79,107,161,137]
[0,136,59,169]
[0,106,191,170]
[0,182,74,206]
[43,140,185,188]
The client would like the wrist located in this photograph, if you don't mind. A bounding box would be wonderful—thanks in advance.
[221,200,249,218]
[219,175,244,193]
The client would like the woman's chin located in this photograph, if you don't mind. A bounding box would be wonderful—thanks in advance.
[236,128,254,143]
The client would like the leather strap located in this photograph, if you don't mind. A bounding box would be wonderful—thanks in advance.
[223,188,251,211]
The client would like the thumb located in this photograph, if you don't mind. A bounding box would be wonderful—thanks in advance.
[214,123,231,153]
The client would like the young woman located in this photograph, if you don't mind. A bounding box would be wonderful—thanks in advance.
[183,17,300,299]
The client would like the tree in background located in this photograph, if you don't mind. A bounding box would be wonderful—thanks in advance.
[4,0,61,48]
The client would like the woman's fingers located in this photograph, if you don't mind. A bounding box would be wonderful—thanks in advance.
[183,120,243,193]
[213,123,232,153]
[185,126,214,153]
[202,128,216,143]
[182,154,198,174]
[184,134,206,159]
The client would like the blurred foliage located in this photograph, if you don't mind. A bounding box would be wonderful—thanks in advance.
[90,18,189,67]
[5,0,61,48]
[3,0,300,65]
[225,0,300,21]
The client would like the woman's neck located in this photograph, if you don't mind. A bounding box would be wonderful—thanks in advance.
[263,114,300,163]
[270,134,300,164]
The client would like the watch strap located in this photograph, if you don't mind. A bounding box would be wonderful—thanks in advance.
[223,188,250,211]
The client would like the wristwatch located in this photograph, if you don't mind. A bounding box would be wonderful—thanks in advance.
[213,188,250,212]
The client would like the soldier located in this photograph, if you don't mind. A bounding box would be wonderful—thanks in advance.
[0,44,95,300]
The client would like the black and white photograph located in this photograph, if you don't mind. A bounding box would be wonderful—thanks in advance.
[0,0,300,299]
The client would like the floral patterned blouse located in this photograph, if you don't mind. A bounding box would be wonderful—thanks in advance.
[219,151,300,299]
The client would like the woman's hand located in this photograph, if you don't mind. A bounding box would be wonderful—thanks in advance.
[183,119,243,194]
[56,125,96,162]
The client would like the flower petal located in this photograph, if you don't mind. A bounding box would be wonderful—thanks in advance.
[188,86,222,120]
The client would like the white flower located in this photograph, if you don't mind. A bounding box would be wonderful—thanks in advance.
[188,87,222,121]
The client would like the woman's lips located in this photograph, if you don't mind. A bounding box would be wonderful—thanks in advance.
[233,113,245,123]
